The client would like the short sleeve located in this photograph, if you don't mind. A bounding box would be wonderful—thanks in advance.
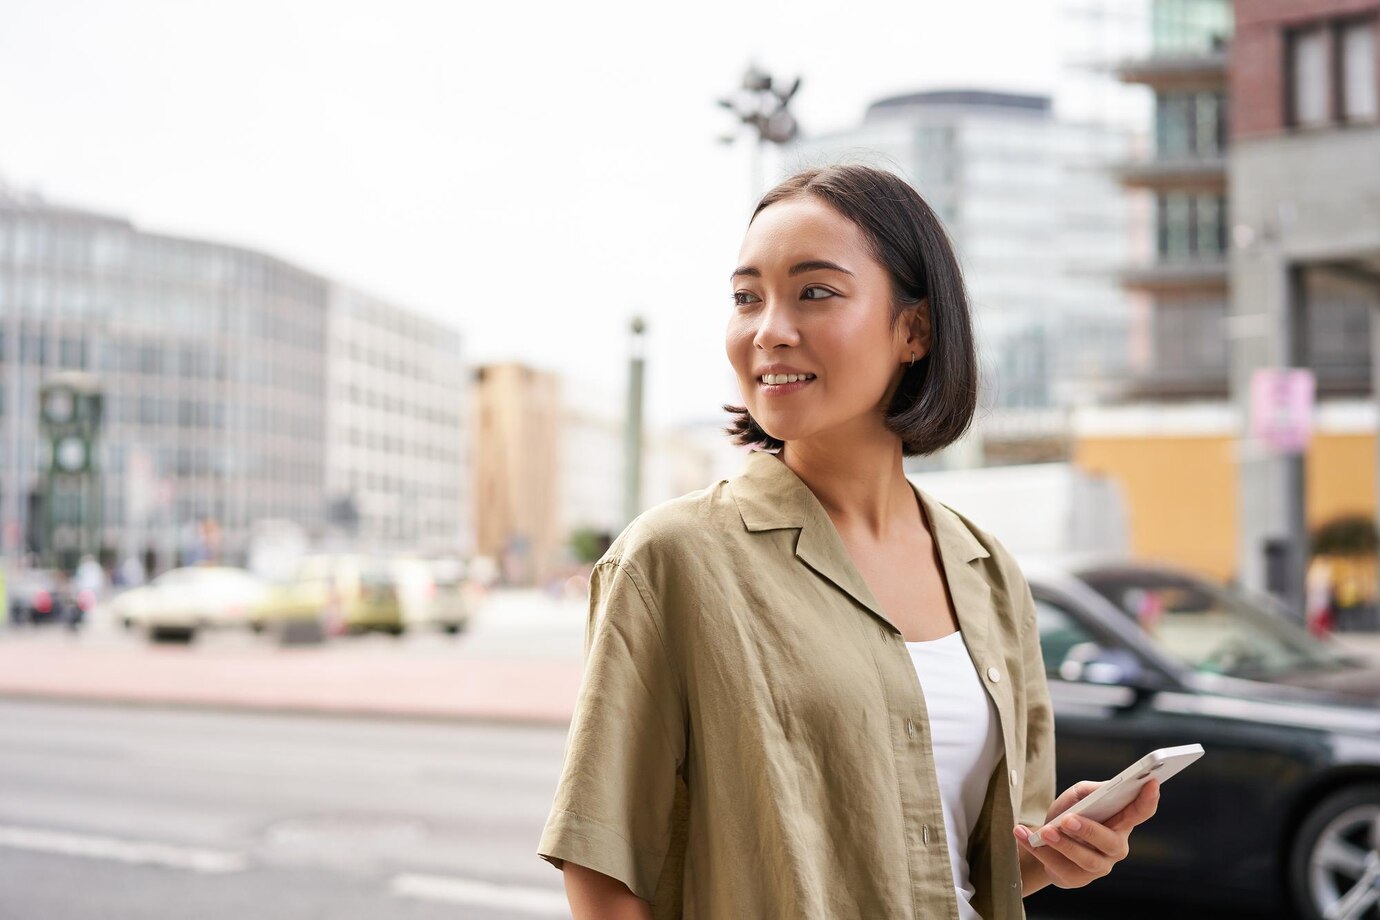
[536,558,687,903]
[1015,565,1057,829]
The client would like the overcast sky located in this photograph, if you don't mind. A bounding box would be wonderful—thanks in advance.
[2,0,1070,427]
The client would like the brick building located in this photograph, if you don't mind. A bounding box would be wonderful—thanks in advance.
[1228,0,1380,609]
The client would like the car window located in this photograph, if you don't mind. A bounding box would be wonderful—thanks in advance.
[153,569,200,588]
[1079,569,1349,679]
[1033,597,1100,679]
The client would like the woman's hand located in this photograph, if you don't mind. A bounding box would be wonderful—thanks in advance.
[1013,777,1160,892]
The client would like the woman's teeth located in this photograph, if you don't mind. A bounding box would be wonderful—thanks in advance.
[759,374,815,384]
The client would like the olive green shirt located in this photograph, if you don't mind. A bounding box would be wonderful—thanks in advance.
[537,448,1056,919]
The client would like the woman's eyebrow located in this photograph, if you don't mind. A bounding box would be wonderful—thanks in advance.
[729,259,856,283]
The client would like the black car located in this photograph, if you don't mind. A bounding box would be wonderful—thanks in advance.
[6,569,86,629]
[1022,558,1380,920]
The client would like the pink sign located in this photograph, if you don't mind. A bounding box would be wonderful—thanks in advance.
[1250,368,1315,454]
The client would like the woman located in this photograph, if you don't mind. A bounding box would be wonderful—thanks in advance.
[537,164,1160,920]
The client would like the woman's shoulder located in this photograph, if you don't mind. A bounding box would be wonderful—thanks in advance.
[595,478,741,573]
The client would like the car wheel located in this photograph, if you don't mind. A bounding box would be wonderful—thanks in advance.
[149,626,195,644]
[1288,783,1380,920]
[275,618,326,646]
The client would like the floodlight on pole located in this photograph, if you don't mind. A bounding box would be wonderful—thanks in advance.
[716,63,803,202]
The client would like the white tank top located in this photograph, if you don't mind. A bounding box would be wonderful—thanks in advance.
[905,630,1004,920]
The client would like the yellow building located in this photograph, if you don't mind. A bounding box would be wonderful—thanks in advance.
[472,363,564,587]
[1073,401,1375,588]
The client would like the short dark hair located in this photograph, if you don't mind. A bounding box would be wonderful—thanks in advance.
[722,163,978,458]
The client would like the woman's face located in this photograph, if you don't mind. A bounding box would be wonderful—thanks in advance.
[725,195,926,448]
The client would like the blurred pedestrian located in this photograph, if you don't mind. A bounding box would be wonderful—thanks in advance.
[1306,556,1334,636]
[74,554,106,601]
[117,554,146,589]
[538,165,1160,920]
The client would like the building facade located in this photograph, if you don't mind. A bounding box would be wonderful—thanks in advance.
[1075,0,1380,599]
[0,190,470,571]
[325,286,469,556]
[1114,0,1235,397]
[472,362,564,586]
[784,90,1135,466]
[1227,0,1380,605]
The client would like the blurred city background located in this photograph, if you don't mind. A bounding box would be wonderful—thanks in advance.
[3,0,1380,918]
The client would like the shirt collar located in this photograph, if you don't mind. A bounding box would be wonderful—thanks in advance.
[729,448,995,640]
[730,448,990,562]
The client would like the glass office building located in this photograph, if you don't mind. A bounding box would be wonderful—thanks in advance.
[0,189,469,570]
[785,90,1134,420]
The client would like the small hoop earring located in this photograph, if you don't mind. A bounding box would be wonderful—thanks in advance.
[909,351,916,368]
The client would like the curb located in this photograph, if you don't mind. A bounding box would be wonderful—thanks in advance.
[0,688,575,729]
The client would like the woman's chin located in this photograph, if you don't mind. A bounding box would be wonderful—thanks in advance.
[753,417,811,444]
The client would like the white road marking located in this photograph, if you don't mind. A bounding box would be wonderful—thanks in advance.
[0,824,247,874]
[391,872,569,915]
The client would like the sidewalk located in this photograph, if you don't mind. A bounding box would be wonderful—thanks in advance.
[0,587,589,725]
[0,637,584,725]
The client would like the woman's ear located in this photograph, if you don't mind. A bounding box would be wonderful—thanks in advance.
[907,297,932,359]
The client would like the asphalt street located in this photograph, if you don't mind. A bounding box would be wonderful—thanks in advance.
[0,698,1289,920]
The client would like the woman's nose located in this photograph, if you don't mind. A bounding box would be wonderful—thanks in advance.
[751,299,799,350]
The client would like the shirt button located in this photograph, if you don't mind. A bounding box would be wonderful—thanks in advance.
[987,666,1001,682]
[906,718,916,738]
[1010,769,1018,786]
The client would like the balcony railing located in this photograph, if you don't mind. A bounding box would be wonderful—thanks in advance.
[1114,155,1227,192]
[1120,258,1229,293]
[1113,50,1228,90]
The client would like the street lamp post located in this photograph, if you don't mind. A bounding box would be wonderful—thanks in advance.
[717,63,804,203]
[623,316,647,529]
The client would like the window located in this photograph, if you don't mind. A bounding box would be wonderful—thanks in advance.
[1152,0,1232,55]
[1195,195,1225,256]
[21,332,46,365]
[1289,26,1330,127]
[59,337,86,369]
[1033,597,1099,679]
[1155,91,1226,158]
[1342,19,1378,122]
[1288,17,1379,128]
[1195,92,1224,154]
[1156,193,1226,260]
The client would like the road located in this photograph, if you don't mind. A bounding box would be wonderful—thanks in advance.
[0,698,1287,920]
[0,698,568,919]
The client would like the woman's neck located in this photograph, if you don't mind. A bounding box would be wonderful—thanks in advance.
[776,436,917,541]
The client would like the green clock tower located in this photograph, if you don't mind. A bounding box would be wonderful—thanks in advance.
[37,372,104,572]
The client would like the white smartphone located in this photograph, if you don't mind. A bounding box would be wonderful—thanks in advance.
[1026,743,1205,847]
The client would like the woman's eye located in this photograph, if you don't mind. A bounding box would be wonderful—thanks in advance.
[732,291,759,306]
[802,286,835,300]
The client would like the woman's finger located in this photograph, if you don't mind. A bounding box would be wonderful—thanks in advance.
[1048,813,1129,861]
[1047,780,1101,818]
[1105,778,1160,834]
[1016,827,1100,887]
[1034,824,1109,875]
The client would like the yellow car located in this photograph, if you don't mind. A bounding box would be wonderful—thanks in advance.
[252,554,403,638]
